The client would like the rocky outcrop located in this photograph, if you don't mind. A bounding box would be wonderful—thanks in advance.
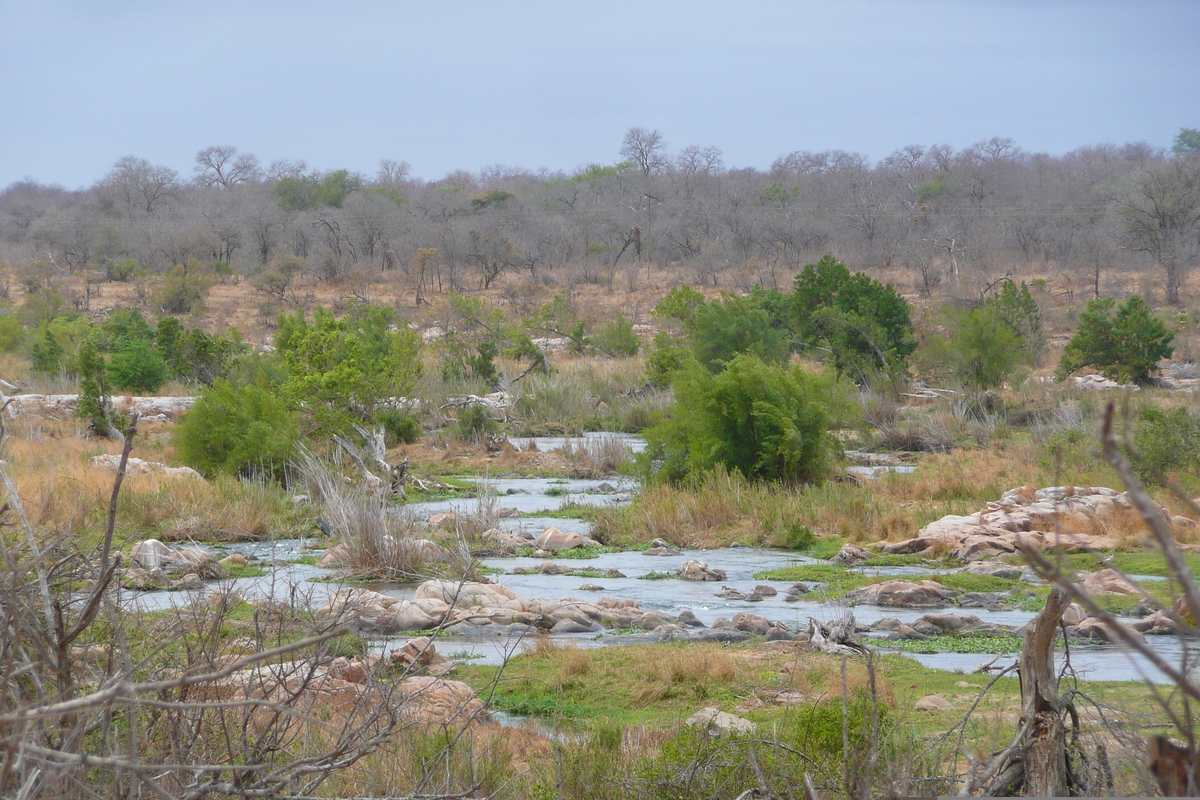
[685,707,757,736]
[535,527,602,550]
[830,542,871,566]
[92,455,203,480]
[1078,568,1141,596]
[875,485,1177,562]
[845,580,959,608]
[4,394,195,419]
[679,560,727,581]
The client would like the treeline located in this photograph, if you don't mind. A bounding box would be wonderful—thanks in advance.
[1,129,1198,305]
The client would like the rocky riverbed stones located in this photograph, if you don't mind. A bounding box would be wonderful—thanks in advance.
[845,579,959,608]
[679,560,727,581]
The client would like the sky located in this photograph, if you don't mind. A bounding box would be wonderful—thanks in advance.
[2,0,1198,190]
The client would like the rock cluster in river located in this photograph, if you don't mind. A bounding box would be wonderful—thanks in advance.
[876,484,1196,561]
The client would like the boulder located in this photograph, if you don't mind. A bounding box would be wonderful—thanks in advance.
[844,580,959,608]
[962,561,1022,579]
[731,612,771,636]
[685,707,757,736]
[318,544,349,569]
[428,512,464,530]
[677,609,706,628]
[414,580,517,607]
[752,584,778,597]
[679,560,727,582]
[92,455,203,480]
[131,539,174,571]
[830,542,871,567]
[915,695,954,711]
[219,552,248,567]
[535,527,601,551]
[1071,616,1144,644]
[1079,568,1141,596]
[395,677,493,728]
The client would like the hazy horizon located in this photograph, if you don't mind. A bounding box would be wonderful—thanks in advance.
[3,0,1198,189]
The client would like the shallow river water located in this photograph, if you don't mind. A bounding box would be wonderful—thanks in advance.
[117,469,1199,685]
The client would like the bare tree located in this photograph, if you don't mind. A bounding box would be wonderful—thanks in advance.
[1119,156,1200,305]
[620,127,669,176]
[99,156,180,216]
[193,145,262,188]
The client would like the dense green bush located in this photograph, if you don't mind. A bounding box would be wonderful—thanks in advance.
[106,338,167,393]
[651,285,707,331]
[917,305,1027,390]
[0,315,24,352]
[790,254,915,380]
[377,408,423,446]
[1134,406,1200,484]
[175,380,300,480]
[984,279,1044,363]
[645,331,694,387]
[641,354,850,484]
[1056,294,1173,384]
[594,312,640,356]
[156,261,214,315]
[691,294,789,372]
[454,404,498,443]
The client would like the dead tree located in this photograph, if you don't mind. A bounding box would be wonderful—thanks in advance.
[332,423,407,497]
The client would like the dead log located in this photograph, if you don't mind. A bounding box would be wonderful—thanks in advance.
[1017,586,1070,797]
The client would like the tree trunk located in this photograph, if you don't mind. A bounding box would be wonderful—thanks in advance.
[1018,586,1070,796]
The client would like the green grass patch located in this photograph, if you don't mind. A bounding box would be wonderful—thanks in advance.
[221,562,269,579]
[753,565,1021,597]
[883,634,1024,654]
[513,545,623,560]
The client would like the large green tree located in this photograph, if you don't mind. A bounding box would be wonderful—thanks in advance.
[790,255,915,380]
[1056,294,1174,385]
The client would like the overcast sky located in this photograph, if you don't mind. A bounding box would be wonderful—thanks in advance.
[2,0,1198,189]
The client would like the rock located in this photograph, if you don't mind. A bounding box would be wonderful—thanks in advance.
[772,690,806,706]
[1079,568,1141,596]
[716,586,747,600]
[731,612,771,635]
[551,618,603,633]
[1062,603,1087,626]
[830,542,871,567]
[395,677,493,728]
[711,616,732,629]
[956,592,1010,610]
[649,538,674,549]
[844,580,959,608]
[962,561,1022,579]
[765,626,795,641]
[219,552,247,567]
[428,512,464,530]
[497,507,521,519]
[535,527,602,551]
[206,589,243,608]
[915,695,954,711]
[603,569,626,578]
[481,528,528,553]
[131,539,174,571]
[642,546,684,556]
[677,609,706,628]
[887,624,928,641]
[685,707,757,736]
[414,580,517,607]
[679,560,727,582]
[91,454,203,480]
[1071,616,1145,644]
[578,583,605,591]
[636,612,667,630]
[696,629,750,643]
[1132,610,1180,636]
[956,681,976,689]
[172,573,205,591]
[744,593,764,602]
[752,584,778,597]
[318,544,349,569]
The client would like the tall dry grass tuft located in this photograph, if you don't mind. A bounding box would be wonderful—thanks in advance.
[297,448,475,581]
[559,434,634,477]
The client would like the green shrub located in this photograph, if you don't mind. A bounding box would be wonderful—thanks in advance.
[791,254,915,380]
[1056,294,1173,384]
[0,315,24,352]
[645,331,694,387]
[641,354,851,484]
[1134,406,1200,484]
[917,304,1027,390]
[454,404,498,443]
[651,285,706,331]
[377,408,423,446]
[984,279,1044,363]
[692,294,789,372]
[594,312,640,356]
[176,380,300,480]
[156,261,214,315]
[781,521,816,550]
[107,339,167,393]
[30,326,63,374]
